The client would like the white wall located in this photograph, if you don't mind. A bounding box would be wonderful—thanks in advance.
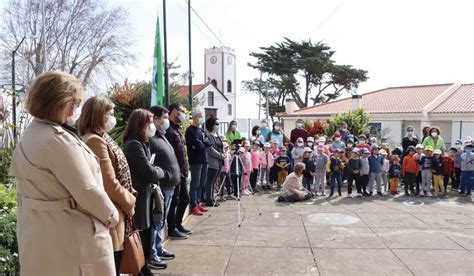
[195,85,232,123]
[452,120,474,144]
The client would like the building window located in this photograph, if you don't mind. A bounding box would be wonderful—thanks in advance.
[227,80,232,92]
[228,104,232,115]
[208,91,214,106]
[211,79,217,87]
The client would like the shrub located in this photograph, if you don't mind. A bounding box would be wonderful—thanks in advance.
[324,108,370,138]
[0,185,18,275]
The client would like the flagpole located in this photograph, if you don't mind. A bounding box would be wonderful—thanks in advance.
[188,0,193,110]
[163,0,169,107]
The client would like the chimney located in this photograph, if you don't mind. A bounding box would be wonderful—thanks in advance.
[351,94,362,110]
[285,98,296,114]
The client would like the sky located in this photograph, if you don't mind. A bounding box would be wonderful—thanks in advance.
[7,0,474,118]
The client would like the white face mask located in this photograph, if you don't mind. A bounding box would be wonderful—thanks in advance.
[162,118,170,131]
[178,112,186,123]
[296,123,303,128]
[431,132,438,138]
[104,115,117,133]
[297,142,303,147]
[334,137,340,142]
[274,126,280,131]
[66,108,81,126]
[146,123,157,137]
[307,142,313,146]
[359,140,366,145]
[347,143,353,148]
[231,125,237,131]
[261,122,267,128]
[256,130,261,135]
[197,117,205,126]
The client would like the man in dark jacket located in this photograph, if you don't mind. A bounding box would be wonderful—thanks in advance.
[149,105,180,263]
[185,110,212,216]
[402,126,418,155]
[165,103,193,238]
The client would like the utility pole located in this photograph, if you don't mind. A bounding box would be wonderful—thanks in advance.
[258,70,262,120]
[163,0,169,106]
[12,36,26,144]
[42,0,47,72]
[187,0,193,110]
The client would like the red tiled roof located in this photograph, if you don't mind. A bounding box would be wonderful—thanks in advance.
[429,84,474,114]
[294,83,454,115]
[174,84,206,98]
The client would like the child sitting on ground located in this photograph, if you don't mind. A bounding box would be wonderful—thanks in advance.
[302,148,316,192]
[389,155,402,195]
[277,163,312,202]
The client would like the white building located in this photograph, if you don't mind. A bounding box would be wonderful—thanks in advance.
[176,46,236,124]
[278,83,474,147]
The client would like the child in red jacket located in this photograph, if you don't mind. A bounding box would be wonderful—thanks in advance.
[442,149,456,193]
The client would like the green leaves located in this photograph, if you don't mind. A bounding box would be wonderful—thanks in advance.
[325,108,370,138]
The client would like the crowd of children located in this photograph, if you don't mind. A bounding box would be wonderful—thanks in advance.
[214,124,474,204]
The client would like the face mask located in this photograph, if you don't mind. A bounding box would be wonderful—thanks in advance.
[274,126,280,131]
[261,122,267,128]
[334,137,340,142]
[66,108,81,126]
[256,130,261,135]
[297,142,303,147]
[231,125,237,131]
[296,123,303,128]
[178,112,186,123]
[197,117,205,126]
[431,132,438,138]
[359,140,366,145]
[307,142,313,147]
[162,118,170,131]
[408,131,413,135]
[104,115,117,132]
[347,143,353,148]
[146,123,157,137]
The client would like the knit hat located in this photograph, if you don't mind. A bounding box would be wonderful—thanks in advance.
[379,149,388,155]
[424,145,434,152]
[415,144,424,149]
[433,149,442,155]
[263,142,271,148]
[347,134,355,143]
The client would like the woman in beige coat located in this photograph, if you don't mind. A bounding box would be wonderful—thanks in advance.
[79,96,136,275]
[10,72,119,276]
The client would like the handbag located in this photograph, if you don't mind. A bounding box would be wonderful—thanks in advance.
[120,219,145,274]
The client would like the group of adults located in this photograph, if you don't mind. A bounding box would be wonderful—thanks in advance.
[10,71,201,275]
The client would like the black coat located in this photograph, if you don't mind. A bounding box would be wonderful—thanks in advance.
[123,139,166,230]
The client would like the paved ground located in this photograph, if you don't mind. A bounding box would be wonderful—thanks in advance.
[156,191,474,275]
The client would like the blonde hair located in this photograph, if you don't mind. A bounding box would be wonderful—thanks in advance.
[294,162,305,175]
[26,71,84,123]
[78,96,114,136]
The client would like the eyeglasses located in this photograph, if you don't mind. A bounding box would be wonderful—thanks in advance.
[215,123,220,126]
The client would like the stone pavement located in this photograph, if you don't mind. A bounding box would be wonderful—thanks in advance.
[156,191,474,275]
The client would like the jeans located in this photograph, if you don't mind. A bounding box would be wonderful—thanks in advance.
[190,163,208,208]
[167,177,190,231]
[360,174,369,193]
[381,172,389,192]
[330,171,343,195]
[369,172,383,193]
[205,167,220,203]
[150,188,174,259]
[443,174,455,192]
[219,171,233,196]
[460,171,474,194]
[303,176,313,191]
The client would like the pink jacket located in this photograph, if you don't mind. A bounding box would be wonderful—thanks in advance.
[222,152,231,173]
[259,151,275,169]
[251,149,260,169]
[243,152,253,173]
[382,159,390,173]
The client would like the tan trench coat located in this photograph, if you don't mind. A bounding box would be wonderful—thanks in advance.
[10,119,119,276]
[82,133,136,251]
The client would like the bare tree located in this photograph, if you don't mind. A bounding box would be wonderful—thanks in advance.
[0,0,134,88]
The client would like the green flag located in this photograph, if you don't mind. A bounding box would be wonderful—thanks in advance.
[151,15,164,106]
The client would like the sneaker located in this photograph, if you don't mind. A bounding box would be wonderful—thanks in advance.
[347,193,353,198]
[241,190,250,196]
[177,225,193,235]
[158,249,175,260]
[225,195,237,200]
[377,191,383,196]
[321,192,326,196]
[191,207,203,216]
[205,200,220,207]
[277,196,285,202]
[304,193,313,200]
[217,195,226,202]
[328,193,333,198]
[426,191,432,197]
[357,193,363,197]
[198,204,208,212]
[168,229,188,240]
[369,191,374,196]
[148,257,167,269]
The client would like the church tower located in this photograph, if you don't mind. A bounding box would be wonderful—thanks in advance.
[204,46,236,119]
